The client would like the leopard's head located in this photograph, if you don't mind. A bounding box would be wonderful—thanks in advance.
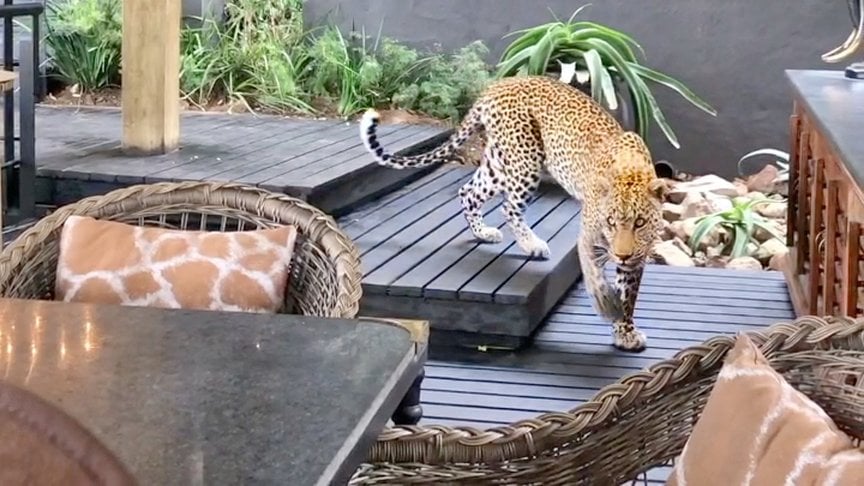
[594,132,667,265]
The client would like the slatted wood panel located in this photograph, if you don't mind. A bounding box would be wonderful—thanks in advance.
[421,265,793,428]
[34,106,448,215]
[340,166,584,347]
[419,265,794,484]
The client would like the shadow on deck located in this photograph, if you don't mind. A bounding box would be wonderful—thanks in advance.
[34,106,450,216]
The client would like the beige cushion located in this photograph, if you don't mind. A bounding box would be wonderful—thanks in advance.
[55,215,297,313]
[668,334,864,485]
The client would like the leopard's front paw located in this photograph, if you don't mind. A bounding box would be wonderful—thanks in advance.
[593,286,626,322]
[613,323,647,353]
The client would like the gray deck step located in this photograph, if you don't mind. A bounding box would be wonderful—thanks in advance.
[34,105,449,216]
[340,165,584,348]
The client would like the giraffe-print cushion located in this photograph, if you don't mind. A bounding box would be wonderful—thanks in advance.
[668,334,864,485]
[54,215,298,314]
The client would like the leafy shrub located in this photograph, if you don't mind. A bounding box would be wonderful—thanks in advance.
[45,0,492,121]
[392,41,493,121]
[302,25,385,116]
[44,0,122,91]
[180,0,312,112]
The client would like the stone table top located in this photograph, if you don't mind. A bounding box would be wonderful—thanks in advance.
[0,298,426,485]
[786,69,864,187]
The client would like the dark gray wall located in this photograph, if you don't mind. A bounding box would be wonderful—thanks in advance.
[305,0,854,178]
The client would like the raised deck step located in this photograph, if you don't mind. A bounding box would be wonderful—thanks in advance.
[34,106,449,216]
[340,166,583,348]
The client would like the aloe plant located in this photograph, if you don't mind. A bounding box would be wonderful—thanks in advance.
[688,198,784,258]
[496,5,716,149]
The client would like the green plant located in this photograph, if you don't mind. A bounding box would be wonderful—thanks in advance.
[179,0,313,112]
[688,198,785,258]
[392,41,493,121]
[302,25,387,116]
[495,5,716,148]
[44,0,122,91]
[737,148,790,183]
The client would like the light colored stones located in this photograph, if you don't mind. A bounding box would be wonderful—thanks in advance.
[755,201,787,219]
[726,256,763,271]
[653,240,695,267]
[704,192,734,213]
[667,174,739,203]
[745,164,780,194]
[680,192,711,219]
[754,238,788,264]
[662,202,684,222]
[655,171,789,272]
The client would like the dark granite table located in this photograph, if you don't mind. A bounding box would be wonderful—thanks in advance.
[0,298,427,485]
[786,69,864,187]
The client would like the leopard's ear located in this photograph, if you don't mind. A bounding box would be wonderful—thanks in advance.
[648,178,669,201]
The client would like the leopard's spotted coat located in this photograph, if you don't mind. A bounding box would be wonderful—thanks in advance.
[359,76,667,352]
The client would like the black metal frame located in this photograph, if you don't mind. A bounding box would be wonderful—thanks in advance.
[1,1,43,227]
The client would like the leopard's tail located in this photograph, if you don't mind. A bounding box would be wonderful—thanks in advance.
[359,108,482,169]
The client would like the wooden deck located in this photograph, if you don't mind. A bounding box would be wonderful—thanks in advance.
[419,264,794,483]
[340,165,583,348]
[34,106,449,215]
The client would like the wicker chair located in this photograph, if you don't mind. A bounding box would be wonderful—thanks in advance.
[351,315,864,485]
[0,181,362,318]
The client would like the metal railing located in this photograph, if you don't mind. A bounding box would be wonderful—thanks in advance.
[1,1,43,226]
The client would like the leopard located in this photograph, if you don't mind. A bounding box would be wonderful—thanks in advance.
[358,75,667,352]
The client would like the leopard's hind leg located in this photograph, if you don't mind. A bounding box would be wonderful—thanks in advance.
[489,143,548,259]
[459,145,505,243]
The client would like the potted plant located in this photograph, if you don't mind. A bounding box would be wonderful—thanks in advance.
[496,5,716,150]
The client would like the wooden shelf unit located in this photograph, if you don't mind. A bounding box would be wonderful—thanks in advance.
[784,73,864,317]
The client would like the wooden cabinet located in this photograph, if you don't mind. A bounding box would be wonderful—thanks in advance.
[784,71,864,317]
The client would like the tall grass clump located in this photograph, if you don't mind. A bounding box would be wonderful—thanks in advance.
[180,0,313,112]
[44,0,122,91]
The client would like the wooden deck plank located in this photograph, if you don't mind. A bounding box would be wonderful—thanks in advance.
[457,192,571,303]
[36,106,450,215]
[419,265,796,438]
[222,124,411,186]
[421,192,557,301]
[340,168,465,240]
[149,119,352,181]
[343,168,585,344]
[301,127,446,187]
[268,124,429,182]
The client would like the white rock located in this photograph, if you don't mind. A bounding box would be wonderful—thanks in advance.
[679,216,724,250]
[680,192,711,219]
[662,202,684,222]
[755,238,788,263]
[706,243,726,258]
[754,221,785,243]
[668,174,739,203]
[671,236,693,256]
[755,201,787,219]
[653,240,695,267]
[704,192,734,213]
[726,256,763,271]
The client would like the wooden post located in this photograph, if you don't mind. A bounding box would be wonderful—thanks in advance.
[121,0,181,155]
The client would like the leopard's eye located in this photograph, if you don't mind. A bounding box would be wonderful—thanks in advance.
[606,216,615,227]
[634,217,646,228]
